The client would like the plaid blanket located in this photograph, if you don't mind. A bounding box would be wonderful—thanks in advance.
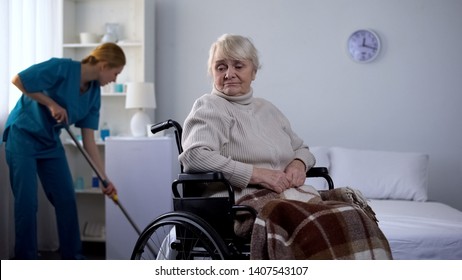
[234,185,392,260]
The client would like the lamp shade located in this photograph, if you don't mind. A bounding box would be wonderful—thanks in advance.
[125,82,156,109]
[125,82,156,137]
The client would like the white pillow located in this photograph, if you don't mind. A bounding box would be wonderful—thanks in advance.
[305,146,331,190]
[329,147,429,201]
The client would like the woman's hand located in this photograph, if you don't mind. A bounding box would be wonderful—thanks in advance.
[250,159,307,193]
[48,103,68,124]
[284,159,306,187]
[102,180,118,199]
[250,167,292,193]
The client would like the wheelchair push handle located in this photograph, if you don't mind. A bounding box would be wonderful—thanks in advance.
[150,119,180,134]
[150,119,184,155]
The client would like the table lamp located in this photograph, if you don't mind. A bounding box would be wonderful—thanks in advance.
[125,82,156,137]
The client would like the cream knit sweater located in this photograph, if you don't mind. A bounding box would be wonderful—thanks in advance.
[179,88,316,198]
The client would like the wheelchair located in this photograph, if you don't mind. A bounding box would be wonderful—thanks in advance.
[130,120,334,260]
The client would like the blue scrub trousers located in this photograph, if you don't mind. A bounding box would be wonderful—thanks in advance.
[6,151,83,259]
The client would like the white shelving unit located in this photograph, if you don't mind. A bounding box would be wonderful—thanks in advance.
[59,0,155,137]
[58,0,155,247]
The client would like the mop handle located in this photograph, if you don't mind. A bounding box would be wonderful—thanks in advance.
[63,125,114,198]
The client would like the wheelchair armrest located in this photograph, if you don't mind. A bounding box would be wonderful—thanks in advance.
[306,167,334,190]
[180,168,329,179]
[306,167,328,177]
[172,171,236,204]
[174,166,334,202]
[177,171,226,181]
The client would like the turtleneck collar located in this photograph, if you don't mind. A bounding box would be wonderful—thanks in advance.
[211,86,253,105]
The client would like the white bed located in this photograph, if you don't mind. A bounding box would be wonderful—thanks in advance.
[309,146,462,260]
[369,199,462,259]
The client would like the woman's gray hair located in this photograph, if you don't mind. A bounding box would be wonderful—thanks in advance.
[207,34,261,75]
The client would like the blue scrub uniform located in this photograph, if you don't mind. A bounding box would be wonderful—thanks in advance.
[3,58,101,259]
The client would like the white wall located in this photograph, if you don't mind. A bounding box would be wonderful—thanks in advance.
[153,0,462,210]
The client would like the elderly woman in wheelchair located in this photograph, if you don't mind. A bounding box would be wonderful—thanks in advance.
[131,34,391,260]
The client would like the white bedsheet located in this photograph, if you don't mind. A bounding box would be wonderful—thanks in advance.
[369,199,462,260]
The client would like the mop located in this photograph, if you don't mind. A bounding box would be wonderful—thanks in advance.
[63,124,142,236]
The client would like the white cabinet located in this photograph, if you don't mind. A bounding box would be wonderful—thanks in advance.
[105,137,180,260]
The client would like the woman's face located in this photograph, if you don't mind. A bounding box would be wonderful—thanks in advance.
[212,54,256,96]
[99,63,124,86]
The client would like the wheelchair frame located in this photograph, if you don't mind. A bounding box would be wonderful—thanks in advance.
[130,120,334,260]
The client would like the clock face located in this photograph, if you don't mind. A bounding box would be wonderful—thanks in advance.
[348,29,381,62]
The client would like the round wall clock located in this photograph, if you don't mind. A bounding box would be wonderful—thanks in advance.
[347,29,381,63]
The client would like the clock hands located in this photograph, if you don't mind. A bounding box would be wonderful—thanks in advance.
[360,37,377,50]
[363,44,377,50]
[360,38,376,50]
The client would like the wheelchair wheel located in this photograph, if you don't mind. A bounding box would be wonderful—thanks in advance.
[131,211,230,260]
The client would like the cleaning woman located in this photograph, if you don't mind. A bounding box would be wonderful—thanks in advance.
[3,43,124,259]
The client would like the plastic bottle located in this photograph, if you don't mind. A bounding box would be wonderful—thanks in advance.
[74,177,84,190]
[92,174,99,188]
[100,122,110,141]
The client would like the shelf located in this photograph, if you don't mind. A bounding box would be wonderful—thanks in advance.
[75,188,103,195]
[101,92,126,97]
[63,41,142,48]
[63,138,106,146]
[81,221,105,242]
